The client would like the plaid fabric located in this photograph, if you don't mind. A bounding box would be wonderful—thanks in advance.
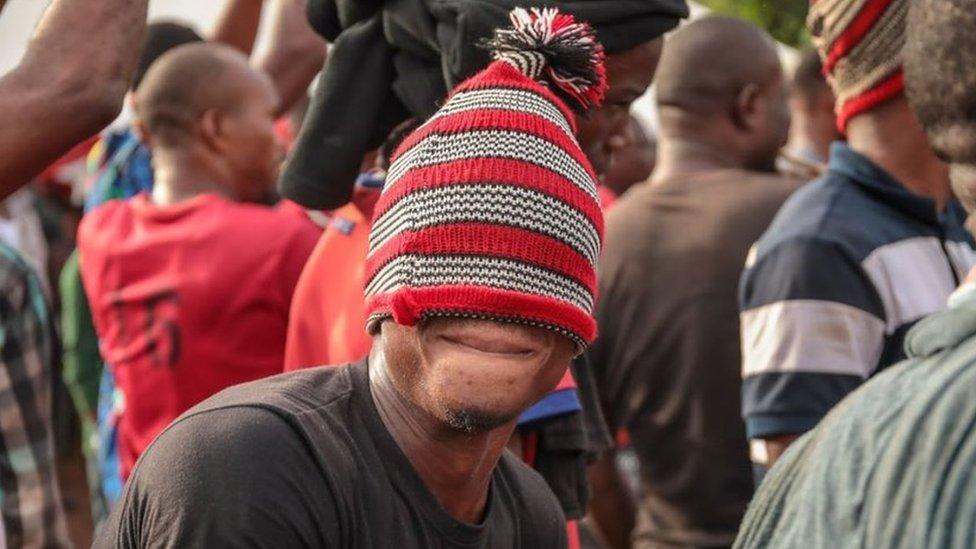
[0,243,70,547]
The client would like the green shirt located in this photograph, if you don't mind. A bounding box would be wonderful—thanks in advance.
[735,286,976,549]
[59,249,103,456]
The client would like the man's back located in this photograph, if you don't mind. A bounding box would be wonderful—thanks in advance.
[592,170,800,546]
[78,192,319,479]
[740,143,976,447]
[98,361,567,548]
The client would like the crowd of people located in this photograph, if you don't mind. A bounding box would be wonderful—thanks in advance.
[1,0,975,547]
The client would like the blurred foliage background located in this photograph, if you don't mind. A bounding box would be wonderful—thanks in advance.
[698,0,810,48]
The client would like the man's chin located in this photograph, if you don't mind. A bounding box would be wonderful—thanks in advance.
[442,407,517,434]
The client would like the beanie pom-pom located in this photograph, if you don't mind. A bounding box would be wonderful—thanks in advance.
[481,7,608,113]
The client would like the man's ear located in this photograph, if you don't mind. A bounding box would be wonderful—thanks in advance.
[733,83,762,131]
[199,109,224,151]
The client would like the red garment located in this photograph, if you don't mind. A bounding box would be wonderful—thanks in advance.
[78,193,319,479]
[284,190,379,369]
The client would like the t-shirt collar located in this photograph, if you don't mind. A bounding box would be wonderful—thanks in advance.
[828,141,944,226]
[130,192,225,220]
[352,359,497,544]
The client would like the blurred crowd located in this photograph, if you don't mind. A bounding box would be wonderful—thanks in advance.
[0,0,975,547]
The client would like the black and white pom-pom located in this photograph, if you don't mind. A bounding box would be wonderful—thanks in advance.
[481,7,608,112]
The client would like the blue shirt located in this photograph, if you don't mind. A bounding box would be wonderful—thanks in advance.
[85,129,154,213]
[739,142,976,440]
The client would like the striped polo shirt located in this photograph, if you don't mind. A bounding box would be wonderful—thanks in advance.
[739,142,976,440]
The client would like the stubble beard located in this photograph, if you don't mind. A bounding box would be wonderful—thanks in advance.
[442,407,514,434]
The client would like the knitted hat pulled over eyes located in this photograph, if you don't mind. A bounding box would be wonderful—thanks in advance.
[807,0,907,133]
[364,7,606,348]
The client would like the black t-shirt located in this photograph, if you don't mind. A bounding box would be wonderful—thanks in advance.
[95,360,567,548]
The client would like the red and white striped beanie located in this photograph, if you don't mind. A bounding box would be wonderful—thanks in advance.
[364,7,607,348]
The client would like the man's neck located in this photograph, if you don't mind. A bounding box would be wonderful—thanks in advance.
[367,350,515,525]
[788,113,834,164]
[652,135,746,183]
[151,148,234,206]
[846,97,952,210]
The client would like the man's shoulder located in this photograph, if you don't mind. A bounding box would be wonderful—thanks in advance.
[698,169,805,221]
[755,172,903,262]
[734,170,806,198]
[78,197,134,239]
[106,368,361,548]
[187,363,358,419]
[218,201,321,254]
[126,364,362,492]
[767,172,866,232]
[222,200,316,231]
[611,170,800,221]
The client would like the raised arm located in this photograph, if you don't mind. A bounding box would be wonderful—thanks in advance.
[210,0,266,55]
[0,0,149,198]
[254,0,327,116]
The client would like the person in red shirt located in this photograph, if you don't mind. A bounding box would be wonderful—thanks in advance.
[284,181,379,369]
[284,120,408,369]
[78,43,319,480]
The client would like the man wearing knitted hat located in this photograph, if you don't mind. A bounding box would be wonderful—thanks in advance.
[735,2,976,546]
[739,0,976,475]
[97,9,604,547]
[281,5,674,544]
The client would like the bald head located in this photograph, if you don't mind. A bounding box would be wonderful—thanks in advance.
[136,43,276,148]
[136,42,283,204]
[656,16,781,116]
[652,17,788,173]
